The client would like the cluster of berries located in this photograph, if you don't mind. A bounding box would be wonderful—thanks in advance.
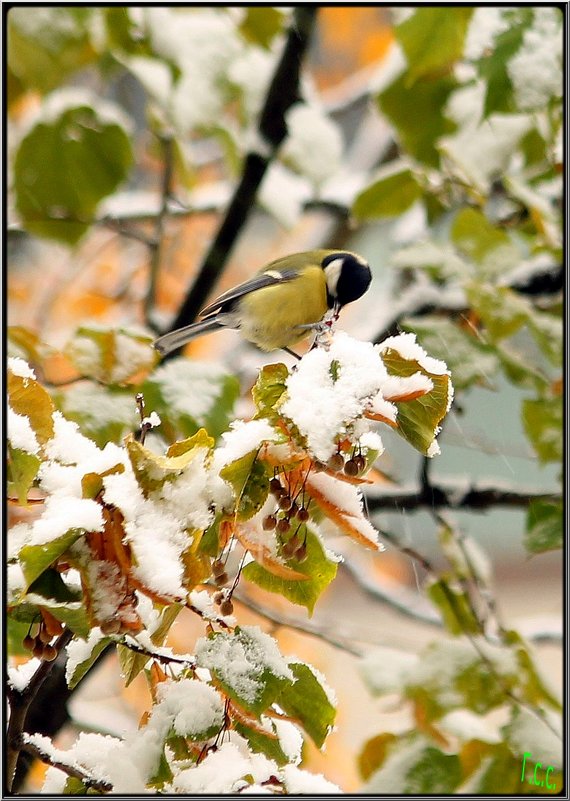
[262,477,310,562]
[322,451,366,477]
[212,560,234,616]
[22,622,59,662]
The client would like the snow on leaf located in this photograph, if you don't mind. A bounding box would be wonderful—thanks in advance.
[277,662,336,748]
[65,326,157,384]
[8,365,55,447]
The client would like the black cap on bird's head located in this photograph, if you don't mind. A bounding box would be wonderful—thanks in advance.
[322,251,372,310]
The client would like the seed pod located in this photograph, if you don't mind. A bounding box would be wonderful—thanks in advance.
[312,460,326,473]
[212,560,226,577]
[214,571,229,586]
[269,478,283,496]
[42,644,58,662]
[32,640,45,659]
[327,453,344,472]
[213,591,225,605]
[289,501,299,518]
[353,455,366,473]
[262,514,277,531]
[220,599,234,616]
[278,494,292,511]
[38,626,53,644]
[344,458,359,477]
[281,540,297,559]
[23,634,36,651]
[295,543,308,562]
[276,518,290,535]
[297,507,310,522]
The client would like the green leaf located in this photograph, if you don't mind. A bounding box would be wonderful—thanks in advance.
[397,7,473,84]
[525,499,563,554]
[195,627,293,717]
[8,7,97,94]
[27,568,82,604]
[239,7,285,49]
[14,97,133,244]
[466,282,531,341]
[402,317,499,390]
[55,382,138,449]
[62,776,87,794]
[68,635,112,690]
[495,343,549,391]
[427,577,481,636]
[378,72,457,168]
[451,208,519,276]
[353,165,422,220]
[219,450,270,521]
[476,9,534,118]
[252,363,289,423]
[19,529,83,589]
[365,736,462,793]
[503,630,562,711]
[522,396,562,464]
[233,720,289,766]
[380,346,452,456]
[8,447,40,505]
[358,733,398,780]
[8,368,55,446]
[277,662,336,748]
[242,526,337,615]
[65,326,157,384]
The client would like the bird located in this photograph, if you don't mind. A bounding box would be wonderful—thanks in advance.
[153,249,372,357]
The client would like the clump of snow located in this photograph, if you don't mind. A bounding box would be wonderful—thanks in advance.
[379,332,449,376]
[464,7,510,60]
[213,419,276,470]
[157,678,225,738]
[439,709,501,744]
[8,658,42,692]
[149,359,234,423]
[281,764,341,794]
[195,626,293,704]
[360,646,419,695]
[8,356,36,380]
[259,162,311,228]
[506,707,562,768]
[8,407,40,455]
[168,740,277,794]
[65,627,106,685]
[30,495,103,546]
[507,8,562,110]
[282,103,344,188]
[60,383,138,433]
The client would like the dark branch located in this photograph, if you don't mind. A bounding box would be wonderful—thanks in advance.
[365,482,561,513]
[163,7,318,348]
[16,736,113,793]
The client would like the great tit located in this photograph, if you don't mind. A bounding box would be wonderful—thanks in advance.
[153,249,372,355]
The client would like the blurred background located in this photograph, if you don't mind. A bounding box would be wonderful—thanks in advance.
[7,6,563,793]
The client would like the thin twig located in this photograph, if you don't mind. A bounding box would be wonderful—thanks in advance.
[146,134,174,330]
[365,483,561,513]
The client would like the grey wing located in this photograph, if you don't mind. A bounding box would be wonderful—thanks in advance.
[199,269,300,317]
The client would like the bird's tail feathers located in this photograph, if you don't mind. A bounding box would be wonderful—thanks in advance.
[153,317,222,356]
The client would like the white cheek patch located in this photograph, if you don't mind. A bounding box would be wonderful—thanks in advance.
[323,258,343,295]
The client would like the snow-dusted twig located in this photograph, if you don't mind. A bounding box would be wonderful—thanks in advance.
[161,6,318,346]
[16,734,113,793]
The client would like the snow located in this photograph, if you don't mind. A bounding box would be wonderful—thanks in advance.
[273,718,303,764]
[307,471,381,548]
[507,708,562,768]
[65,627,106,686]
[30,495,103,545]
[379,332,449,376]
[360,646,418,695]
[8,658,41,692]
[149,359,233,423]
[156,678,225,737]
[8,356,36,380]
[281,764,341,794]
[213,419,276,470]
[111,332,154,383]
[439,709,501,744]
[282,332,389,462]
[259,162,312,228]
[464,7,510,60]
[507,8,562,110]
[59,382,138,432]
[168,740,276,794]
[382,372,433,400]
[143,411,161,429]
[195,626,293,704]
[282,103,344,188]
[8,407,40,455]
[30,87,133,134]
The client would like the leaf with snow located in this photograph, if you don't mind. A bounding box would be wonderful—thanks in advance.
[8,365,55,446]
[126,429,213,497]
[277,662,336,748]
[219,450,270,522]
[242,526,337,615]
[118,604,183,687]
[19,529,84,589]
[252,363,289,424]
[397,7,473,84]
[14,91,133,244]
[379,341,452,457]
[427,577,481,637]
[195,626,293,716]
[451,208,520,278]
[365,735,462,794]
[67,632,112,689]
[65,326,157,385]
[525,499,562,554]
